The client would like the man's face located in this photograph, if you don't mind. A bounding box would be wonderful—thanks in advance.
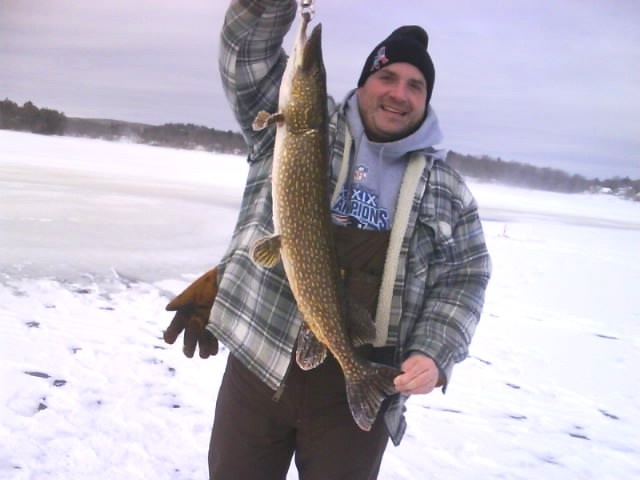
[357,62,427,142]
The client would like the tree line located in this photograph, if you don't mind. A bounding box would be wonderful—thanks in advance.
[1,99,246,155]
[0,99,67,135]
[446,152,640,201]
[1,98,638,200]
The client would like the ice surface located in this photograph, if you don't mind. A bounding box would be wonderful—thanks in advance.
[1,130,639,479]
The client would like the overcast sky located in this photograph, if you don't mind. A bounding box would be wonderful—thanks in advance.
[1,0,638,179]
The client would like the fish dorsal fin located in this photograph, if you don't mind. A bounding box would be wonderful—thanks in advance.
[252,111,285,131]
[347,300,376,347]
[250,234,282,268]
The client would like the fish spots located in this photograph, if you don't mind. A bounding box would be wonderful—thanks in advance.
[271,21,399,431]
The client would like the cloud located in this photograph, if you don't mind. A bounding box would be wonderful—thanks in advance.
[1,0,639,178]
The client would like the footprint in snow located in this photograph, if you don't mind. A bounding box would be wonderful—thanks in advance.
[599,409,620,420]
[568,425,590,441]
[24,371,67,387]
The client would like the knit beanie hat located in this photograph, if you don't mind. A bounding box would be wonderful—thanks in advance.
[357,25,435,106]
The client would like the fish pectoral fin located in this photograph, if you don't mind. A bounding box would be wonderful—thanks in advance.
[347,300,376,347]
[295,323,327,371]
[252,110,285,131]
[250,234,282,268]
[346,361,402,432]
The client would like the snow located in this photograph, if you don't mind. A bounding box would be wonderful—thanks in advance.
[1,129,639,479]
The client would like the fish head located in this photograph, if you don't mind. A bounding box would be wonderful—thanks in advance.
[287,23,327,133]
[301,23,325,82]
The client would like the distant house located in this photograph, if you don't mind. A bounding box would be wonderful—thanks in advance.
[590,186,613,195]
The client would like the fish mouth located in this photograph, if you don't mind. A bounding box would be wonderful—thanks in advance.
[301,23,324,74]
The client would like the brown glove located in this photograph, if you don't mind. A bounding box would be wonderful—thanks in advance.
[164,267,220,358]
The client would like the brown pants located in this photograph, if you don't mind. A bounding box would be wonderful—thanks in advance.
[208,353,390,480]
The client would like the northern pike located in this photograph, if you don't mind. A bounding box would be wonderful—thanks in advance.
[251,8,400,432]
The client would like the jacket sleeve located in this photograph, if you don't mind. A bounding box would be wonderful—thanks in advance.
[219,0,297,149]
[405,176,492,391]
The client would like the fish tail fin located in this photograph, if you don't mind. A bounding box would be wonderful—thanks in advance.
[345,362,401,432]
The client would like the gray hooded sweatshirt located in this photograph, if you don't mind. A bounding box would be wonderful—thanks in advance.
[331,91,444,230]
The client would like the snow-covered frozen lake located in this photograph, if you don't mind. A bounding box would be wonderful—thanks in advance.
[1,130,639,479]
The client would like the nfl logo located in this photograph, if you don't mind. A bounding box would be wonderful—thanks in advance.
[354,165,368,182]
[371,46,389,72]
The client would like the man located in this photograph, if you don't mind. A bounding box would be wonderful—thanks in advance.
[163,1,491,478]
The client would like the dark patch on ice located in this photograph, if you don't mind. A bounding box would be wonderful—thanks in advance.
[424,406,463,414]
[37,398,48,411]
[99,305,115,311]
[569,426,590,440]
[509,414,527,421]
[172,404,181,409]
[45,304,56,309]
[168,367,176,376]
[599,409,619,420]
[24,371,50,379]
[470,355,492,366]
[440,407,463,414]
[539,455,561,466]
[25,371,67,387]
[154,345,167,350]
[594,333,618,341]
[74,288,92,294]
[112,270,140,288]
[13,465,22,470]
[506,383,521,390]
[71,346,82,354]
[25,320,40,328]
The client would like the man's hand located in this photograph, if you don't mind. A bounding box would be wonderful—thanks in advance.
[163,267,220,359]
[394,352,443,395]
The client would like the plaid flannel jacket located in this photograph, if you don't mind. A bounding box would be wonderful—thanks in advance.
[210,0,492,441]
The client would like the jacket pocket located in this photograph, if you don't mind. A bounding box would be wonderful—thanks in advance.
[409,215,454,280]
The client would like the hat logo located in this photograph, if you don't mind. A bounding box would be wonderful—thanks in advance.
[370,46,389,72]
